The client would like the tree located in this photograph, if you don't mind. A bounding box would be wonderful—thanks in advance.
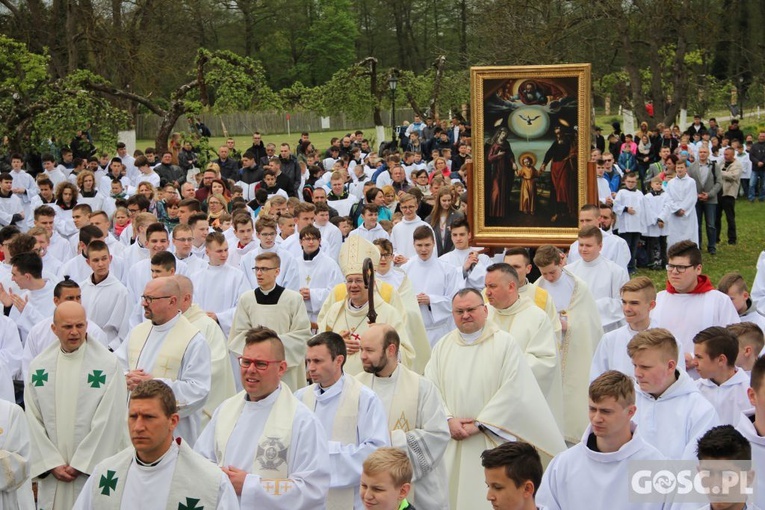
[304,0,359,85]
[0,36,129,154]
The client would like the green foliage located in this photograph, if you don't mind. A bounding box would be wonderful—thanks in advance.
[305,0,359,85]
[319,66,377,121]
[278,82,325,112]
[201,50,282,112]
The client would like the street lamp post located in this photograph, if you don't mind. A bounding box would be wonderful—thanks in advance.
[389,73,398,147]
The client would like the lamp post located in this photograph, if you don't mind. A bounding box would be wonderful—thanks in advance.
[740,76,745,119]
[389,73,398,146]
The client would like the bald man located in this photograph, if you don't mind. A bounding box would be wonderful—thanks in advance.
[25,302,129,510]
[356,324,450,510]
[117,277,211,446]
[175,275,236,429]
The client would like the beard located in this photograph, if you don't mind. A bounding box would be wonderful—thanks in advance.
[363,356,388,375]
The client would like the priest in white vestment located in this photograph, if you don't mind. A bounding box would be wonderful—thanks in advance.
[628,328,720,459]
[25,302,129,510]
[295,331,390,510]
[229,251,312,391]
[240,217,300,291]
[117,277,211,446]
[190,232,250,337]
[357,324,449,510]
[735,355,765,510]
[79,240,131,350]
[74,379,238,509]
[424,289,566,510]
[537,371,667,510]
[0,397,35,508]
[402,226,462,347]
[296,225,344,324]
[196,326,330,507]
[534,245,603,443]
[175,275,236,430]
[484,263,564,431]
[566,225,629,332]
[318,236,416,375]
[652,241,739,372]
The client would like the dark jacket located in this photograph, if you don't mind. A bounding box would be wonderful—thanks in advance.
[240,165,264,185]
[215,157,240,182]
[247,142,268,164]
[154,163,185,187]
[279,155,301,197]
[425,210,464,256]
[748,141,765,170]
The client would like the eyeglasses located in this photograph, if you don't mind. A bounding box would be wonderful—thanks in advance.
[666,264,695,273]
[301,236,319,242]
[379,253,392,259]
[238,357,281,370]
[174,237,193,243]
[453,305,483,316]
[141,295,173,304]
[603,158,614,162]
[253,266,278,272]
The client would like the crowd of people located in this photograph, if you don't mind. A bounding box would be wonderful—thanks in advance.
[0,112,763,510]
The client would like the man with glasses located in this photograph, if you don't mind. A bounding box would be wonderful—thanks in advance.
[118,276,211,446]
[239,216,300,291]
[229,252,311,391]
[652,240,739,373]
[195,326,329,507]
[247,132,268,163]
[424,288,566,510]
[295,225,343,324]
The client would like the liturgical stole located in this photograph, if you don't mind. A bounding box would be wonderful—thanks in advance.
[127,317,199,380]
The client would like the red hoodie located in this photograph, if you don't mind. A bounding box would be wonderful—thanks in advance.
[666,274,715,294]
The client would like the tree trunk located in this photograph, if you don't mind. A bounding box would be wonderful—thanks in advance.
[429,55,446,121]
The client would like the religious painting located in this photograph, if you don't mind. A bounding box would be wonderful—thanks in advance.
[468,64,594,247]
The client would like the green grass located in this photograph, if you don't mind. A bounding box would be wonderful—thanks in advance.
[634,198,765,290]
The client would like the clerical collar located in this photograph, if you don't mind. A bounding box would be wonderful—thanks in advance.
[135,440,178,467]
[459,328,483,344]
[348,299,368,311]
[625,187,637,192]
[303,247,320,261]
[255,285,284,305]
[152,312,182,330]
[91,272,109,285]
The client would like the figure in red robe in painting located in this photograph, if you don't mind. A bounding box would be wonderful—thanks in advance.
[541,126,577,222]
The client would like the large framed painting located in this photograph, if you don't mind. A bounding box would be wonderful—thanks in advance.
[468,64,594,247]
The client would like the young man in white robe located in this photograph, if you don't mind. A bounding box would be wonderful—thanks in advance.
[226,213,259,269]
[503,247,562,337]
[0,396,35,508]
[438,217,491,290]
[728,322,765,375]
[2,251,56,342]
[566,225,629,333]
[658,156,699,248]
[8,153,37,231]
[190,232,249,338]
[484,263,564,430]
[424,289,566,510]
[121,212,157,268]
[170,223,207,275]
[693,326,751,426]
[314,202,343,260]
[295,331,390,510]
[736,355,765,509]
[74,380,238,509]
[357,324,450,510]
[117,277,211,446]
[591,276,665,381]
[481,442,546,510]
[229,251,311,391]
[280,202,327,260]
[718,272,765,332]
[612,172,645,273]
[567,204,631,269]
[0,172,24,228]
[0,314,22,403]
[79,240,131,350]
[186,212,211,260]
[25,301,129,510]
[240,216,300,291]
[60,224,108,283]
[195,326,330,507]
[628,328,720,460]
[390,193,429,264]
[125,223,189,304]
[88,210,125,257]
[537,371,666,510]
[296,225,343,324]
[349,204,390,243]
[534,244,603,443]
[318,236,416,375]
[653,241,739,374]
[22,277,109,381]
[174,275,236,430]
[402,225,462,347]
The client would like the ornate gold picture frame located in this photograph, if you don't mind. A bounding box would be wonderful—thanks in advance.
[469,64,594,247]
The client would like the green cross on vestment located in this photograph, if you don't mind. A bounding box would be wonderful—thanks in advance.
[88,370,106,388]
[178,497,204,510]
[32,369,48,387]
[99,470,118,496]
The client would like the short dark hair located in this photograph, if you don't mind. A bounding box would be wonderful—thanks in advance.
[126,194,150,211]
[178,198,201,211]
[504,247,531,265]
[307,332,347,368]
[362,203,379,215]
[53,275,80,298]
[244,326,286,360]
[667,240,702,267]
[412,225,434,241]
[450,216,470,232]
[188,212,209,228]
[693,326,738,368]
[78,224,103,246]
[130,380,177,417]
[10,252,43,278]
[205,231,226,247]
[0,226,20,244]
[486,263,519,283]
[150,251,176,271]
[481,442,543,496]
[299,225,321,240]
[0,173,12,182]
[86,239,109,258]
[696,425,751,462]
[452,287,484,303]
[146,222,168,240]
[751,354,765,391]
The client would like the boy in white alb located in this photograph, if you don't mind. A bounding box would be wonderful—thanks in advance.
[349,204,390,243]
[439,217,491,290]
[596,159,613,206]
[718,272,765,331]
[390,193,428,263]
[727,322,764,375]
[612,172,644,273]
[693,326,751,425]
[641,176,669,270]
[735,355,765,510]
[628,328,719,459]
